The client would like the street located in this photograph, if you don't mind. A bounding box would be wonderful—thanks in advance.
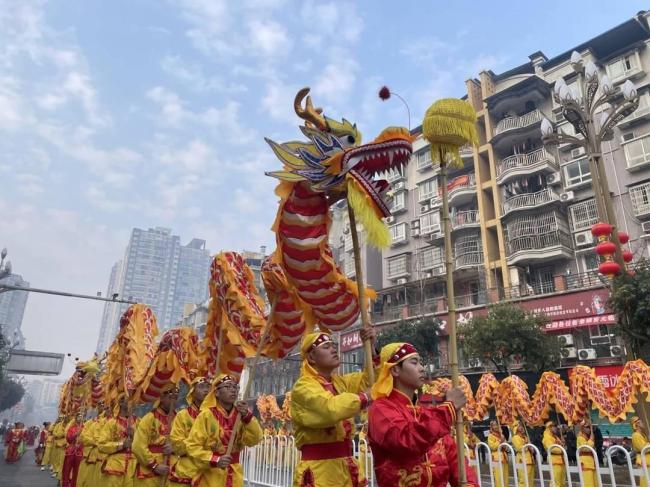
[0,449,57,487]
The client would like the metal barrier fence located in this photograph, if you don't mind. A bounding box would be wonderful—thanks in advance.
[243,436,650,487]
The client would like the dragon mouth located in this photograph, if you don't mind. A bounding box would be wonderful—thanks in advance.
[344,138,412,218]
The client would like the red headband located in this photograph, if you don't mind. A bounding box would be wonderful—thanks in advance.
[388,343,418,363]
[307,333,333,354]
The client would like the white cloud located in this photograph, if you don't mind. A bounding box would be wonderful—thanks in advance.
[146,86,188,125]
[15,173,44,196]
[248,20,292,57]
[261,80,301,124]
[158,138,214,172]
[300,1,364,47]
[313,51,359,105]
[160,55,247,94]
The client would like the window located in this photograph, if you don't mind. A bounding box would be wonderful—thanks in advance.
[387,254,410,278]
[623,134,650,168]
[569,199,598,232]
[563,158,591,187]
[583,253,599,273]
[629,182,650,217]
[416,149,432,170]
[389,222,407,244]
[344,258,355,277]
[607,53,639,81]
[418,246,443,270]
[420,212,441,234]
[390,191,406,212]
[418,178,438,202]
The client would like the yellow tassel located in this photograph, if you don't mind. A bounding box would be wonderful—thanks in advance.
[346,178,391,249]
[422,99,478,168]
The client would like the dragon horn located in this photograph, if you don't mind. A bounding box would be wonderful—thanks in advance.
[294,87,328,131]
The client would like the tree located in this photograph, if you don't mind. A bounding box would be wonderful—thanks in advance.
[0,325,25,412]
[376,316,442,366]
[459,304,562,375]
[608,262,650,359]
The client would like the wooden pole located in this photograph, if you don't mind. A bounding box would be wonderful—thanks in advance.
[439,151,466,487]
[225,301,277,456]
[159,396,176,487]
[347,204,375,385]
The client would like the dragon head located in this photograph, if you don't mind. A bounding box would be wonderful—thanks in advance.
[266,88,413,232]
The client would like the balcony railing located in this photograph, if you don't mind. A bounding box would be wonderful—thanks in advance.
[455,252,484,269]
[448,174,476,197]
[451,210,480,230]
[494,109,542,136]
[497,148,557,179]
[459,144,474,158]
[507,230,572,255]
[502,188,559,215]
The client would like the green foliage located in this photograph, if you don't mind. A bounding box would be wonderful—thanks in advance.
[459,303,562,374]
[376,316,441,365]
[0,325,25,412]
[609,262,650,357]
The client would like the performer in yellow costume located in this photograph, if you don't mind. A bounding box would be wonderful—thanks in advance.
[632,417,650,487]
[41,421,55,471]
[576,421,597,487]
[52,416,68,480]
[132,385,178,486]
[290,330,376,487]
[464,422,480,461]
[512,421,534,487]
[168,376,211,486]
[98,398,137,487]
[78,407,103,487]
[186,373,263,487]
[487,420,509,487]
[542,421,566,487]
[92,405,111,485]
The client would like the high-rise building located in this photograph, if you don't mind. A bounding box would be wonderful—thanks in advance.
[370,11,650,372]
[95,228,211,354]
[0,274,29,349]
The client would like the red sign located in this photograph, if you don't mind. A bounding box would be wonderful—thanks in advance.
[570,365,623,391]
[340,330,363,352]
[544,313,616,331]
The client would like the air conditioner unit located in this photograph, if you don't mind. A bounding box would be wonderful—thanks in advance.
[642,221,650,234]
[571,147,586,159]
[424,270,433,278]
[412,228,421,236]
[621,132,636,143]
[610,345,625,357]
[411,219,420,228]
[468,358,482,368]
[578,348,597,360]
[386,216,395,224]
[396,278,408,285]
[561,347,577,359]
[590,334,613,346]
[558,334,574,347]
[430,198,441,207]
[394,182,406,191]
[433,265,445,275]
[420,204,430,213]
[574,230,593,247]
[546,173,561,185]
[560,191,575,202]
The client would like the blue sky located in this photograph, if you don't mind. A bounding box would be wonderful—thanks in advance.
[1,0,647,376]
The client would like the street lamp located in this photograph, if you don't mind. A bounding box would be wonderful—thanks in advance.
[540,51,640,274]
[0,247,12,280]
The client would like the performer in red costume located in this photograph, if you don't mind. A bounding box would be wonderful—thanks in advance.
[4,422,26,463]
[368,342,478,487]
[61,413,85,487]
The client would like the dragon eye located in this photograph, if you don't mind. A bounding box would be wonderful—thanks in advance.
[347,135,355,144]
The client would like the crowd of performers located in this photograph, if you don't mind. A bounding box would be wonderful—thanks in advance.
[4,332,650,487]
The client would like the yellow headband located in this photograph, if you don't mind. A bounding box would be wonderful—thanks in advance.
[186,376,210,408]
[200,373,239,411]
[299,332,335,380]
[371,342,419,400]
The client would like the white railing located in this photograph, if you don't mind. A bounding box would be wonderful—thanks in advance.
[452,210,480,229]
[498,148,557,177]
[502,187,559,214]
[448,174,476,197]
[455,251,484,269]
[495,109,542,135]
[243,437,649,487]
[507,230,572,255]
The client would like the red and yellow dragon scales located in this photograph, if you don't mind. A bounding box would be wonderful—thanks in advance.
[424,359,650,425]
[203,88,414,376]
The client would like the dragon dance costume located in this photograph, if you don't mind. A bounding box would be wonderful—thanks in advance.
[511,425,534,487]
[542,422,567,487]
[291,332,373,487]
[97,411,137,487]
[367,342,477,487]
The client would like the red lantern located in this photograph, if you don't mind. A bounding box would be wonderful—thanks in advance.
[623,250,633,263]
[595,241,616,256]
[591,222,613,238]
[618,231,629,244]
[599,261,621,277]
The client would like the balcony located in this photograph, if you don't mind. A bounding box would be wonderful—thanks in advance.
[448,174,476,206]
[506,230,573,265]
[494,109,542,136]
[459,144,474,159]
[455,251,484,270]
[619,93,650,128]
[497,149,559,185]
[451,210,480,231]
[502,187,559,216]
[629,181,650,218]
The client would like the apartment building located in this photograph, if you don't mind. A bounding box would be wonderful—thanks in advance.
[367,11,650,374]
